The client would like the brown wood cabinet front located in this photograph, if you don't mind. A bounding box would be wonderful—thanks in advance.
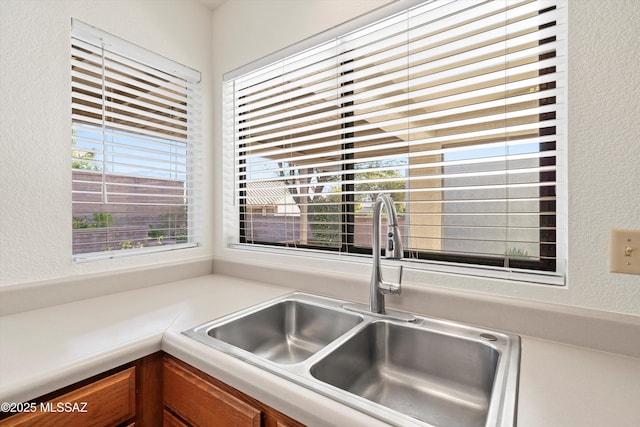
[0,353,162,427]
[1,353,305,427]
[162,355,306,427]
[0,367,136,427]
[163,356,261,427]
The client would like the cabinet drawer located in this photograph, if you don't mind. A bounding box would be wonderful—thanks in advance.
[0,367,135,427]
[163,358,260,427]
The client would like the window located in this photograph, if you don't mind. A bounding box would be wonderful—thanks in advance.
[71,19,201,260]
[225,0,566,282]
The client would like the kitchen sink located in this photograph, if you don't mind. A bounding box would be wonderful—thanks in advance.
[310,321,499,427]
[183,292,519,427]
[204,299,363,364]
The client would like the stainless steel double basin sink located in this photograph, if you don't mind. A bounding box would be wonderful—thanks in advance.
[183,292,520,427]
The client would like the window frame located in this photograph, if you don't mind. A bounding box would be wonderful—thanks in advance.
[71,19,202,261]
[225,0,567,285]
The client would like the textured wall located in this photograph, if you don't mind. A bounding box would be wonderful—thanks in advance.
[563,0,640,312]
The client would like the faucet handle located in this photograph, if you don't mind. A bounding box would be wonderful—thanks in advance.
[380,266,402,295]
[380,280,401,295]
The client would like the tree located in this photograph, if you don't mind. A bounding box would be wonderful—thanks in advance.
[72,149,101,170]
[304,162,406,246]
[354,162,406,213]
[72,131,101,171]
[277,162,337,244]
[308,192,342,247]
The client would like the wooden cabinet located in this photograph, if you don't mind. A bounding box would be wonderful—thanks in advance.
[162,355,306,427]
[163,356,260,427]
[163,408,188,427]
[0,368,135,427]
[0,353,162,427]
[1,353,305,427]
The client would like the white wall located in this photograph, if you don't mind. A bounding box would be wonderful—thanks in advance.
[0,0,214,285]
[212,0,640,316]
[1,0,638,316]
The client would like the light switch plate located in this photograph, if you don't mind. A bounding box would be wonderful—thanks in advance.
[610,229,640,275]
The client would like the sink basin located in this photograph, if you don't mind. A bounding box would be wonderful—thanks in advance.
[310,321,499,427]
[183,292,519,427]
[186,295,363,364]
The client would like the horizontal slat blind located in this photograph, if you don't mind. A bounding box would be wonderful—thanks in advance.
[72,20,202,259]
[228,0,565,274]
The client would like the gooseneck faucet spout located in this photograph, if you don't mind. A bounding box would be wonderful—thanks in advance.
[370,194,403,314]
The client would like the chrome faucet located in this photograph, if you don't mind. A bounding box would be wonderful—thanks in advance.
[370,194,403,314]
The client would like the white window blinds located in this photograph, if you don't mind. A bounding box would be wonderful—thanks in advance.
[71,19,202,260]
[226,0,566,277]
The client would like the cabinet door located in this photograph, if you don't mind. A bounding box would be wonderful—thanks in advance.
[0,367,135,427]
[163,409,188,427]
[163,357,261,427]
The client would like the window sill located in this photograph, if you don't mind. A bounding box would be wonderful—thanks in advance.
[228,243,565,287]
[73,242,199,263]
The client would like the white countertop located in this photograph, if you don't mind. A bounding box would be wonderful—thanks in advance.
[1,274,639,426]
